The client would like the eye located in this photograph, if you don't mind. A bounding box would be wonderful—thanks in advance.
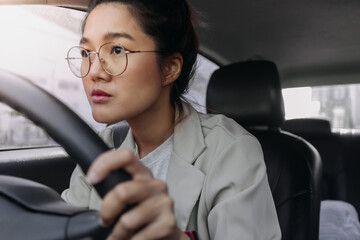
[111,45,124,55]
[80,49,89,58]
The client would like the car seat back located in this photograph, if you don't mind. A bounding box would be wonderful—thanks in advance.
[207,60,322,240]
[282,118,347,201]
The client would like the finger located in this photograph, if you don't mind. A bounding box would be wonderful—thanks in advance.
[131,217,179,240]
[101,179,168,226]
[87,149,135,183]
[129,198,179,240]
[106,222,134,240]
[107,194,174,240]
[120,192,174,233]
[87,149,151,184]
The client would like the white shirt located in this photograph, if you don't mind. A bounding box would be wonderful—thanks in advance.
[134,135,173,182]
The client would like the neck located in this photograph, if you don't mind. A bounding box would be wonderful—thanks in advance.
[128,96,176,159]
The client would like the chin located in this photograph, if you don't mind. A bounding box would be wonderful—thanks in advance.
[92,112,113,124]
[92,110,124,125]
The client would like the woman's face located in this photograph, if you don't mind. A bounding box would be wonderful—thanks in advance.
[81,3,164,124]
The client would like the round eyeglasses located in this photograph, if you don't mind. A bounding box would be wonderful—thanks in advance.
[66,43,160,78]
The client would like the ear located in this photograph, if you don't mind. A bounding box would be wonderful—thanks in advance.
[162,53,183,86]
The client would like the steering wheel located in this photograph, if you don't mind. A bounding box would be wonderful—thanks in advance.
[0,70,131,239]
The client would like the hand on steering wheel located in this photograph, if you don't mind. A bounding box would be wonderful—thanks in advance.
[88,149,189,240]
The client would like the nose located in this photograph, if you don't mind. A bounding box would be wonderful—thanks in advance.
[88,52,111,82]
[88,52,98,64]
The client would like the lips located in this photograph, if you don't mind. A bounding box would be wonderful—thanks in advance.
[91,89,112,103]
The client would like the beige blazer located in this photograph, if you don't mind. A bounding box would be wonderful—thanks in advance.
[62,105,281,239]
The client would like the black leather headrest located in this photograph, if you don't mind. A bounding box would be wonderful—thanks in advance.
[206,60,285,127]
[282,118,332,137]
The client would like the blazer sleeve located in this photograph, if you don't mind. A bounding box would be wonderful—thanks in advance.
[205,134,281,240]
[61,165,92,208]
[60,127,114,207]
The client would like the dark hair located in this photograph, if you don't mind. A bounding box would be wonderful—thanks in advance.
[83,0,199,116]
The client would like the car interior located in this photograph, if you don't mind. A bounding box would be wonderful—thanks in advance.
[0,0,359,239]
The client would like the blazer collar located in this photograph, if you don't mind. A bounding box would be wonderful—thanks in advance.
[167,104,206,230]
[118,129,135,151]
[172,104,207,163]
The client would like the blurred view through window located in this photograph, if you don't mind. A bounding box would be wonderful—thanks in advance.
[0,5,217,150]
[0,5,102,150]
[282,84,360,132]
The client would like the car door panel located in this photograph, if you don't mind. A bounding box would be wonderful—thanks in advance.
[0,147,75,194]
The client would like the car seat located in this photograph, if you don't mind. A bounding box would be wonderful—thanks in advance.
[206,60,322,240]
[282,118,347,201]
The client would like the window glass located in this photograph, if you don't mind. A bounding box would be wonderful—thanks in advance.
[0,5,105,150]
[282,84,360,132]
[185,56,219,113]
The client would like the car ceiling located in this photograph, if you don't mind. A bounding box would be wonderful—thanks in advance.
[3,0,360,88]
[187,0,360,88]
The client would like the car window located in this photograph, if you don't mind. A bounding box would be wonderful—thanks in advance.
[282,84,360,132]
[185,56,219,113]
[0,5,219,150]
[0,5,104,150]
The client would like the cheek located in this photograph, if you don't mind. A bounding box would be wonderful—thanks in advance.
[107,62,164,119]
[128,56,163,85]
[82,77,92,103]
[126,61,163,95]
[118,68,163,105]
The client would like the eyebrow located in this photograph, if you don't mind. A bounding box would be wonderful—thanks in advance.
[79,32,135,45]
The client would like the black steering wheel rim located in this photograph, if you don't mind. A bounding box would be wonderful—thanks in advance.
[0,69,131,199]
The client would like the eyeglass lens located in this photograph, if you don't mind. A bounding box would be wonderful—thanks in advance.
[67,43,127,78]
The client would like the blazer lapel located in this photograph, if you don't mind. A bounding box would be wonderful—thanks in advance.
[167,106,206,231]
[118,129,136,151]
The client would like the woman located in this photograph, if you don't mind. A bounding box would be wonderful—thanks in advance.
[62,0,281,239]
